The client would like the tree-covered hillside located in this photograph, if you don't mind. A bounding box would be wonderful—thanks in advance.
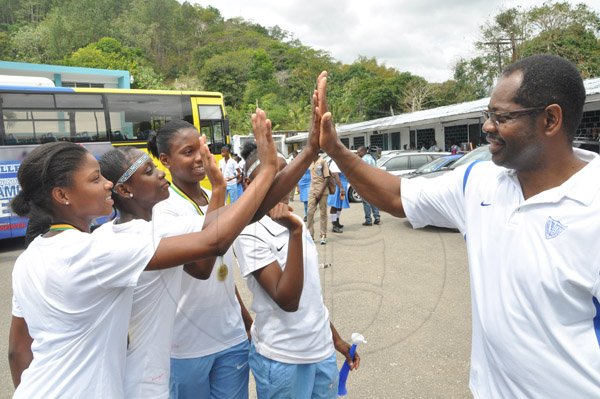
[1,0,598,134]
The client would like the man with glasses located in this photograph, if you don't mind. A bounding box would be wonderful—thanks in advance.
[318,54,600,397]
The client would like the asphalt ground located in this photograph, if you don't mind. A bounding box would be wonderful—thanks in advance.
[0,199,472,398]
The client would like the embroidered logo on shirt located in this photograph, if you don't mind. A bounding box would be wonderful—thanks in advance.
[276,244,285,252]
[545,216,567,239]
[236,361,248,370]
[480,201,492,207]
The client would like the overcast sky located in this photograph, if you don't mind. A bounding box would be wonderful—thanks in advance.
[192,0,599,83]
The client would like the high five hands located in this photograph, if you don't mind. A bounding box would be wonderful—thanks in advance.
[307,71,343,156]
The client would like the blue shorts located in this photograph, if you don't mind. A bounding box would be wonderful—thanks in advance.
[170,340,250,399]
[226,185,239,204]
[249,343,338,399]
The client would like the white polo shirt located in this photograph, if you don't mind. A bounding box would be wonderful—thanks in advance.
[153,186,247,359]
[12,222,156,398]
[402,148,600,398]
[233,215,334,364]
[123,216,204,398]
[219,158,239,187]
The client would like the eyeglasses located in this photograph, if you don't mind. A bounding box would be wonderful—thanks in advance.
[482,107,546,126]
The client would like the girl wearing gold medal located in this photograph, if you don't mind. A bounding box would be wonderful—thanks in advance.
[148,120,254,398]
[7,110,278,398]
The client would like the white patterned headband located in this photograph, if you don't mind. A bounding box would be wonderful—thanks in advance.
[246,160,261,178]
[117,153,151,184]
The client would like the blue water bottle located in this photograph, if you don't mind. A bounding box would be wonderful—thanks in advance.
[337,333,367,396]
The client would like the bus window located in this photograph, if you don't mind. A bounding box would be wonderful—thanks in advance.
[198,104,223,120]
[2,93,55,109]
[198,104,226,152]
[3,110,106,144]
[213,123,224,146]
[105,94,190,141]
[55,93,104,109]
[74,111,106,141]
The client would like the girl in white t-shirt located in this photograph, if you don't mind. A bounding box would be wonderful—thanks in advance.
[148,120,255,398]
[8,110,278,398]
[98,144,226,398]
[233,146,360,399]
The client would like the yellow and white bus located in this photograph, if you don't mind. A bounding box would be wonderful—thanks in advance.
[0,85,230,239]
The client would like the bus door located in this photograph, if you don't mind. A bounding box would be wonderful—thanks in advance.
[191,97,229,155]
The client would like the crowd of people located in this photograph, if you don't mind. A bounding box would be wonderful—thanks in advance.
[8,54,600,398]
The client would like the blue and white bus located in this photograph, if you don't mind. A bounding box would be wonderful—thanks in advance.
[0,83,230,240]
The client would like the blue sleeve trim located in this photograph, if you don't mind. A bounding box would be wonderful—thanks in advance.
[462,160,482,195]
[593,297,600,348]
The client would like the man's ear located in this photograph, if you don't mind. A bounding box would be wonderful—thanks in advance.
[159,153,170,169]
[543,104,563,138]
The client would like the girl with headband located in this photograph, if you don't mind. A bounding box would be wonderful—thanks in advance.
[98,144,224,398]
[8,109,277,398]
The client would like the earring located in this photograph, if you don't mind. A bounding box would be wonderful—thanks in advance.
[129,193,133,198]
[65,201,69,205]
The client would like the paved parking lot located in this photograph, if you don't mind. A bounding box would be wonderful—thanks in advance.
[0,200,472,398]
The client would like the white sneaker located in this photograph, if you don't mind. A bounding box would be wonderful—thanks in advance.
[320,235,327,245]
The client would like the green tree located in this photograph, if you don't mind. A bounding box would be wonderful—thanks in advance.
[452,57,495,99]
[9,23,52,63]
[458,2,600,96]
[527,1,600,34]
[521,24,600,78]
[477,7,528,75]
[199,49,254,106]
[66,37,165,89]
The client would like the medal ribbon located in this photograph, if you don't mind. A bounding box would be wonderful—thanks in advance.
[170,183,209,216]
[48,223,80,232]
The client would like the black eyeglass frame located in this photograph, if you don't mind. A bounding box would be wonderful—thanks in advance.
[482,106,547,126]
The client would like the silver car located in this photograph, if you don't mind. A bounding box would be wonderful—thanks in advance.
[347,151,449,202]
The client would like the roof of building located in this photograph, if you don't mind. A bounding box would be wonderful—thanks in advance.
[286,77,600,144]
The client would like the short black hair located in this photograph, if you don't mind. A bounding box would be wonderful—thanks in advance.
[11,142,89,237]
[240,142,257,161]
[11,142,88,217]
[147,120,196,158]
[502,54,585,141]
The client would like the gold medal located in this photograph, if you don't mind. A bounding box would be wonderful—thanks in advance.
[217,263,228,281]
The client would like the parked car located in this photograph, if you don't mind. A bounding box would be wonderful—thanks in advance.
[406,154,463,177]
[417,145,492,179]
[573,138,600,154]
[376,151,450,176]
[347,184,362,203]
[346,151,449,202]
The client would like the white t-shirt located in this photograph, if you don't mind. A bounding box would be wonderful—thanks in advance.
[329,160,341,174]
[123,217,204,398]
[219,158,239,187]
[402,148,600,398]
[153,186,247,358]
[233,215,333,364]
[11,223,157,398]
